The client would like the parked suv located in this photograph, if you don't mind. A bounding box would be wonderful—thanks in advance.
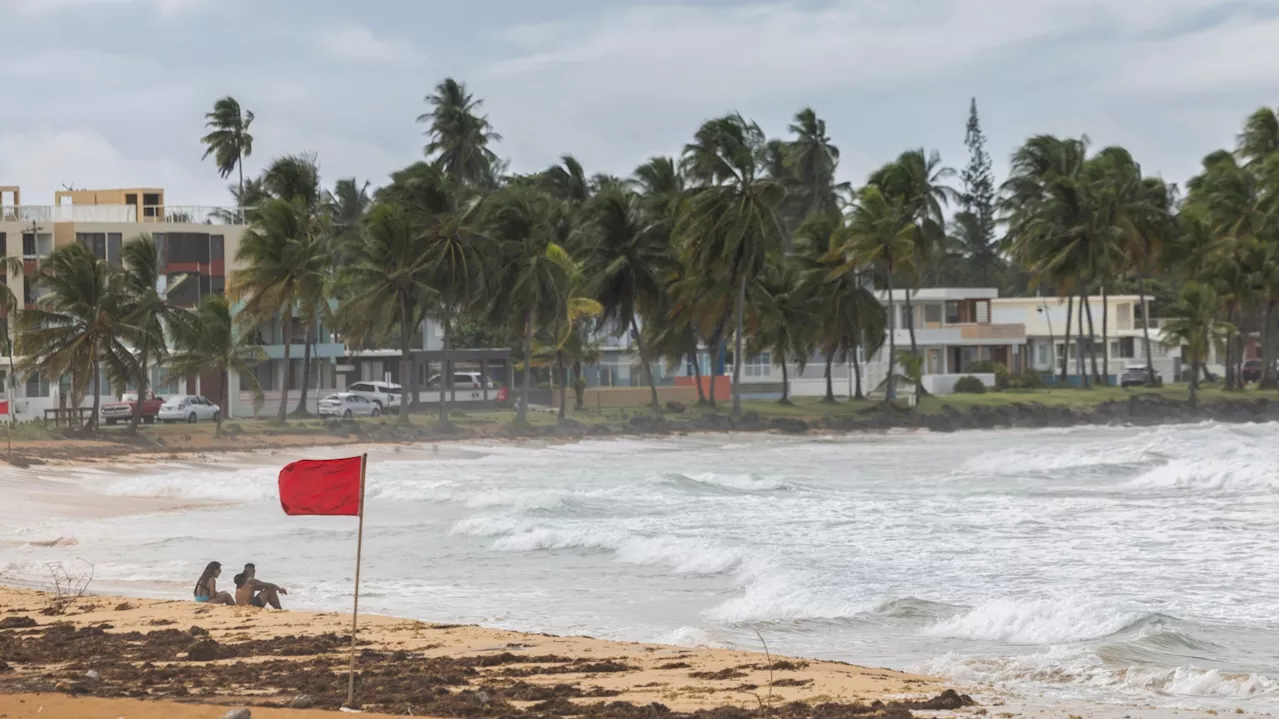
[426,372,494,390]
[1120,365,1161,388]
[1241,360,1264,384]
[344,381,402,410]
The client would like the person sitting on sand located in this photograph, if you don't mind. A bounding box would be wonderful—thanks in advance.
[193,561,235,605]
[233,563,287,609]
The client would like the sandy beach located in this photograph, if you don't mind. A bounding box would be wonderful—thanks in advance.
[0,586,968,718]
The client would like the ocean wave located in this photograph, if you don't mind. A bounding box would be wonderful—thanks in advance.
[913,646,1278,700]
[657,472,793,494]
[453,515,751,575]
[653,625,725,648]
[703,570,873,625]
[923,597,1143,645]
[874,596,964,619]
[1127,454,1278,492]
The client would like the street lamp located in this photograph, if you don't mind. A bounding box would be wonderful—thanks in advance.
[1037,301,1055,380]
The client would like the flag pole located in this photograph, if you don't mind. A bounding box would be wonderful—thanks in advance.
[346,453,367,709]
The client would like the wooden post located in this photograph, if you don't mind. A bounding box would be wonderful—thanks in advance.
[346,453,368,709]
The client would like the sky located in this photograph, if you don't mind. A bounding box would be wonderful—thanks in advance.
[0,0,1276,207]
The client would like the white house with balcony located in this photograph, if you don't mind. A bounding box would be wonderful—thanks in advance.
[990,294,1188,384]
[734,287,1028,397]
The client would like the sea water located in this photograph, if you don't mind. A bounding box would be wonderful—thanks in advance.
[1,422,1275,712]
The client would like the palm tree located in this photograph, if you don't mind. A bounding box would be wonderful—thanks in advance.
[168,295,266,435]
[200,96,255,210]
[263,154,322,208]
[483,186,572,426]
[230,198,326,423]
[16,244,134,432]
[335,203,434,423]
[787,108,845,221]
[583,186,673,411]
[678,114,785,416]
[869,149,957,375]
[417,78,503,189]
[750,265,816,405]
[419,185,487,427]
[118,235,186,432]
[838,185,914,401]
[1162,282,1232,406]
[0,255,24,437]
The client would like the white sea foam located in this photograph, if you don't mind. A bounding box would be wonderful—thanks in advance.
[923,598,1142,645]
[1127,454,1278,491]
[914,647,1279,700]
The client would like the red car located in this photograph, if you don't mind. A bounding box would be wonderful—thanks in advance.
[1241,360,1266,383]
[101,391,165,425]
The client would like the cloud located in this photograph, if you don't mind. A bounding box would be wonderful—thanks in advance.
[8,0,206,16]
[314,22,423,64]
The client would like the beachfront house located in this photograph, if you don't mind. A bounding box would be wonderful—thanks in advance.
[734,287,1028,399]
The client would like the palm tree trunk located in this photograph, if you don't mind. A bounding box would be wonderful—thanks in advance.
[1261,300,1277,389]
[1100,280,1110,386]
[557,351,567,421]
[276,317,293,424]
[690,343,707,405]
[823,350,835,403]
[1189,357,1200,407]
[1061,294,1074,384]
[237,153,245,222]
[905,288,927,397]
[398,298,412,423]
[131,347,148,434]
[218,365,228,437]
[708,328,723,409]
[1224,306,1236,390]
[778,349,790,405]
[439,309,452,426]
[90,355,101,432]
[294,324,313,415]
[1076,288,1089,388]
[1139,275,1156,383]
[573,359,586,409]
[884,263,897,402]
[631,315,661,412]
[1083,289,1099,386]
[517,307,533,426]
[731,275,745,416]
[852,345,865,399]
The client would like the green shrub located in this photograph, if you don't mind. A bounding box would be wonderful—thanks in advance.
[967,360,1010,389]
[953,375,987,394]
[1009,372,1046,389]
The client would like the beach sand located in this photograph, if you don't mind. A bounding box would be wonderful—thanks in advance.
[0,586,972,719]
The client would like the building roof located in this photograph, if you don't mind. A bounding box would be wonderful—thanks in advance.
[875,288,1000,301]
[991,295,1143,304]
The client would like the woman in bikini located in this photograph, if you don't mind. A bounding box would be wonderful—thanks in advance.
[193,561,235,605]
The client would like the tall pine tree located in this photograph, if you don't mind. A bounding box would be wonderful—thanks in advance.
[956,98,1000,286]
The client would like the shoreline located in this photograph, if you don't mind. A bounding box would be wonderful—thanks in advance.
[0,393,1275,467]
[0,586,968,717]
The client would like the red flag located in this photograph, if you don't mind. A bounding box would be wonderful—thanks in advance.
[278,456,364,516]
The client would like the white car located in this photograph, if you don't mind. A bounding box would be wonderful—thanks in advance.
[157,395,221,424]
[344,381,402,410]
[426,372,495,391]
[318,393,381,419]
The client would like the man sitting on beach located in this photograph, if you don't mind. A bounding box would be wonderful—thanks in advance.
[233,563,287,609]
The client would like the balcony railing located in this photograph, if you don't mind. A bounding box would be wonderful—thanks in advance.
[1,205,246,225]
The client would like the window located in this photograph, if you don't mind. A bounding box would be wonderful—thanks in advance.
[900,305,913,330]
[924,304,942,324]
[976,301,989,323]
[164,232,212,264]
[1118,337,1135,359]
[349,383,371,392]
[166,273,201,307]
[26,373,50,398]
[210,235,225,263]
[744,352,772,378]
[77,233,107,260]
[945,301,960,324]
[107,233,122,266]
[0,233,6,256]
[1037,344,1048,366]
[22,233,36,257]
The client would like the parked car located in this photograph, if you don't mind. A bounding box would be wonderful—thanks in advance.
[1241,359,1264,383]
[1120,365,1161,387]
[101,391,165,425]
[344,381,402,409]
[318,392,381,419]
[157,395,221,424]
[426,372,495,390]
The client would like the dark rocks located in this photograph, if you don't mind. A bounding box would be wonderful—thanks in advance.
[186,638,219,661]
[900,689,975,710]
[665,401,687,413]
[768,417,809,434]
[289,693,315,709]
[189,625,209,637]
[0,616,37,629]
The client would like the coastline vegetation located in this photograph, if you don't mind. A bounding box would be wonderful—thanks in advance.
[5,83,1276,438]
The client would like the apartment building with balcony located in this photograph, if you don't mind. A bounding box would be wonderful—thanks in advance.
[0,184,254,420]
